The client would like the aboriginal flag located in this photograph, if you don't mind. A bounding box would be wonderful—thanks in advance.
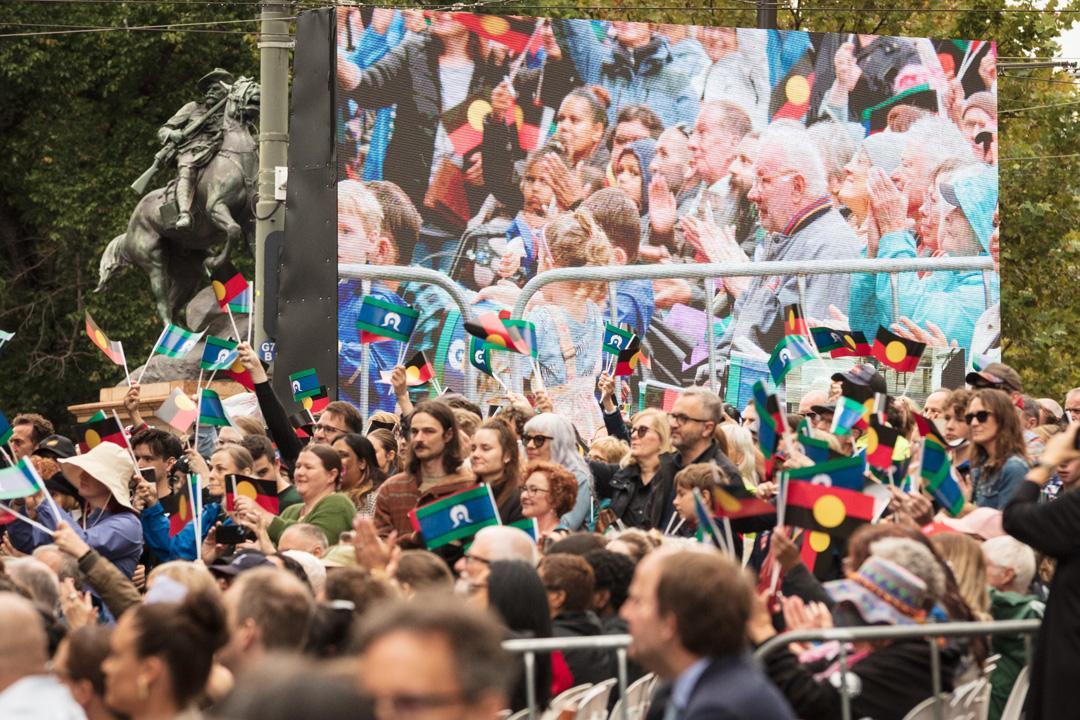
[442,89,492,157]
[403,351,435,387]
[831,330,873,358]
[863,418,900,470]
[78,414,126,454]
[769,47,815,121]
[615,335,648,377]
[225,474,280,515]
[465,311,527,354]
[451,13,535,53]
[872,326,925,372]
[712,484,777,533]
[85,312,125,365]
[302,387,331,414]
[783,479,875,540]
[782,304,810,338]
[210,260,248,309]
[159,492,193,537]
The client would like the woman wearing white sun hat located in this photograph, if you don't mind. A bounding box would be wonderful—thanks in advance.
[9,442,144,578]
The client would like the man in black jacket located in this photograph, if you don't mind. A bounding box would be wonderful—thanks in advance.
[626,549,794,720]
[540,553,616,687]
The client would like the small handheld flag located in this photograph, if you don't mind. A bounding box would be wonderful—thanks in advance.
[922,434,964,516]
[357,296,419,344]
[155,388,198,433]
[782,304,810,338]
[691,488,726,550]
[768,334,815,385]
[830,330,872,358]
[301,387,330,414]
[78,413,127,454]
[441,89,493,157]
[785,455,867,492]
[210,260,248,309]
[198,389,231,427]
[289,368,322,401]
[602,323,634,356]
[290,410,316,439]
[830,395,869,436]
[464,311,527,354]
[158,492,193,537]
[0,329,13,354]
[783,479,876,545]
[228,285,252,314]
[796,423,834,464]
[502,318,538,358]
[752,381,784,458]
[872,326,925,373]
[0,458,43,500]
[451,13,536,53]
[509,517,539,541]
[711,484,777,533]
[85,312,125,365]
[863,419,901,470]
[809,326,846,354]
[403,351,435,387]
[0,410,12,446]
[156,324,204,359]
[469,337,495,378]
[408,485,500,549]
[201,336,239,371]
[224,474,280,515]
[615,334,648,377]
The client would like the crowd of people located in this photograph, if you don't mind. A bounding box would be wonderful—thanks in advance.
[334,12,1000,435]
[0,349,1077,720]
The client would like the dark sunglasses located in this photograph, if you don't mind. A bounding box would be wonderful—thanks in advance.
[522,433,553,448]
[964,410,994,425]
[630,425,653,439]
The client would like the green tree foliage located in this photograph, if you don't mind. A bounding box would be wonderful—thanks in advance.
[1,1,1077,432]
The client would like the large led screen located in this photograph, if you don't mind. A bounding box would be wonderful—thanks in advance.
[334,12,998,434]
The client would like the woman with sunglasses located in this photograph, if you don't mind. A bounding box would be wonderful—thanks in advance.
[965,389,1029,512]
[590,408,675,532]
[522,413,594,531]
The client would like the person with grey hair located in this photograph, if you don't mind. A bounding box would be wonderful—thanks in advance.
[711,122,861,357]
[5,558,62,614]
[523,413,593,531]
[32,544,81,586]
[277,523,330,558]
[891,115,973,223]
[806,120,858,209]
[453,525,538,596]
[983,535,1043,720]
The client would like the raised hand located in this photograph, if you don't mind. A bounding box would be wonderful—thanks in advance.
[541,154,584,210]
[236,342,268,384]
[648,176,678,237]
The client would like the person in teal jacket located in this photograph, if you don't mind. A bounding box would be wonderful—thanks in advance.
[848,163,997,352]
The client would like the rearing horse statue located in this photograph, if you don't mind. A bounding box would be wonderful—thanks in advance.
[96,76,261,324]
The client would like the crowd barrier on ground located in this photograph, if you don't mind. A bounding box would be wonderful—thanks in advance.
[501,619,1039,720]
[508,256,996,394]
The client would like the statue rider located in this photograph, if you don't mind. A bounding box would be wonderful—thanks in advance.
[157,68,234,229]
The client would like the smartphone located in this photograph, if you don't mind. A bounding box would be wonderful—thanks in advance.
[215,525,255,546]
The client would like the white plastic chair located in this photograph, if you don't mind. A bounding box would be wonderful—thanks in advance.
[999,666,1030,720]
[608,673,656,720]
[573,678,617,720]
[550,684,593,710]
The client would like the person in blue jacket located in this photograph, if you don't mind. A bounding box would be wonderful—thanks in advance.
[10,442,143,578]
[140,446,253,562]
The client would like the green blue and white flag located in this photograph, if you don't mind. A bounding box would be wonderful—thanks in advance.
[0,410,11,446]
[198,389,231,427]
[357,297,419,344]
[602,323,634,357]
[785,455,866,492]
[830,396,869,436]
[922,435,964,516]
[0,458,43,500]
[289,368,322,400]
[469,337,494,378]
[228,285,252,314]
[200,336,239,371]
[408,485,500,549]
[509,517,539,541]
[768,333,815,385]
[156,324,204,359]
[0,329,14,354]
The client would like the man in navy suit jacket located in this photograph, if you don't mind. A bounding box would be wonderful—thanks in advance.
[622,548,795,720]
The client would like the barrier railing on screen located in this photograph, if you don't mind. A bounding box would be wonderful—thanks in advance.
[500,618,1039,720]
[751,619,1041,720]
[338,264,479,418]
[508,256,996,395]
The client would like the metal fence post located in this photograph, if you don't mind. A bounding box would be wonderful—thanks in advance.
[524,650,537,720]
[616,647,629,720]
[837,640,852,720]
[930,637,943,720]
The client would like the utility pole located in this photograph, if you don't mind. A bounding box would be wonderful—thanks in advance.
[254,2,292,351]
[757,0,777,29]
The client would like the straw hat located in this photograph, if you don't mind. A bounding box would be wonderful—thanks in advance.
[59,443,137,511]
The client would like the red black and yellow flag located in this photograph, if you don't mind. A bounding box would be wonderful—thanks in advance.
[225,474,280,516]
[451,13,535,53]
[442,89,492,157]
[872,326,925,372]
[464,311,527,353]
[210,260,248,309]
[831,330,873,358]
[404,351,436,387]
[712,484,776,533]
[302,386,331,414]
[863,418,900,470]
[782,303,810,338]
[78,413,127,454]
[783,479,875,544]
[615,335,649,377]
[85,312,125,365]
[159,493,193,537]
[769,47,815,121]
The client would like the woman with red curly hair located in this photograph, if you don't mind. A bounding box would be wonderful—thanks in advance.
[520,461,579,542]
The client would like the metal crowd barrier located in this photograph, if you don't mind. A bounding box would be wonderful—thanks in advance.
[508,256,995,394]
[338,264,479,418]
[500,618,1038,720]
[752,619,1041,720]
[502,634,632,720]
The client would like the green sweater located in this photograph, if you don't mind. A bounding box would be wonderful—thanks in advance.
[268,492,356,546]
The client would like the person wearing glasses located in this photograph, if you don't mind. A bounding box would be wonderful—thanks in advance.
[522,413,594,531]
[519,461,580,543]
[964,389,1029,512]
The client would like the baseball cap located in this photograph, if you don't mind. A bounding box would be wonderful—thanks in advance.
[208,550,274,578]
[33,435,77,460]
[965,362,1022,393]
[831,364,887,395]
[922,507,1004,541]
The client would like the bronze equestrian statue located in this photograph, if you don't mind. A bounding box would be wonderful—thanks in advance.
[97,70,260,324]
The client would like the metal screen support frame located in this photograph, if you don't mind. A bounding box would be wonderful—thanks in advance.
[508,256,994,393]
[337,264,479,408]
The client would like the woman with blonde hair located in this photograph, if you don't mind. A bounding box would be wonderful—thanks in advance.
[930,532,991,620]
[526,209,614,439]
[720,424,760,489]
[590,408,675,532]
